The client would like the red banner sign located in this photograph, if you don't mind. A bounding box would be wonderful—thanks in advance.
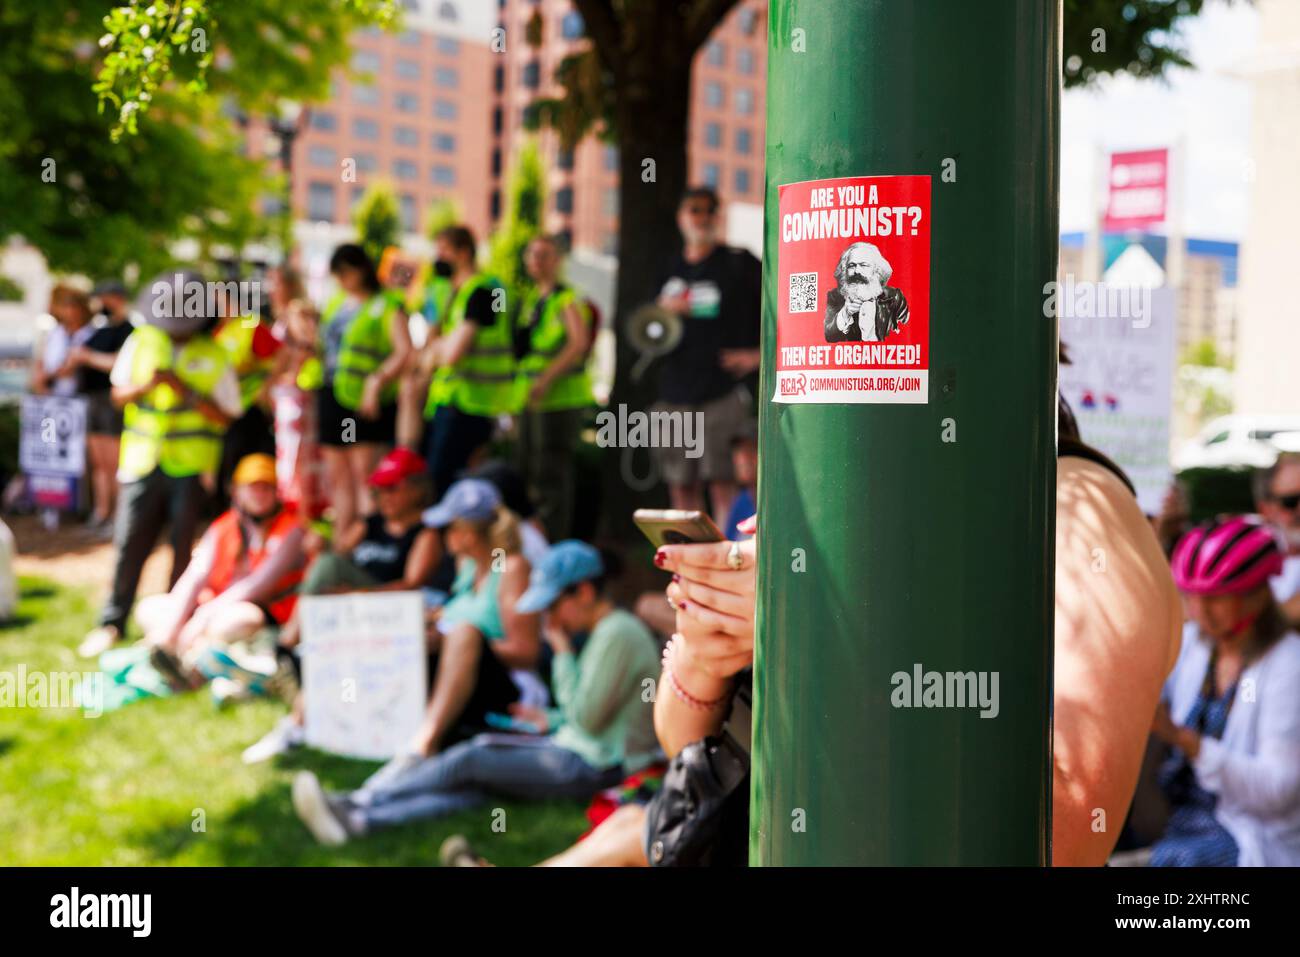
[1104,148,1168,232]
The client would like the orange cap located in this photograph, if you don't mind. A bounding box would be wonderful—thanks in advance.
[232,453,277,487]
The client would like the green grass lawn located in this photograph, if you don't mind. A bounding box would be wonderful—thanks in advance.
[0,577,590,866]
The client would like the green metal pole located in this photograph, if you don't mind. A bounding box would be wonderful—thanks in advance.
[753,0,1061,865]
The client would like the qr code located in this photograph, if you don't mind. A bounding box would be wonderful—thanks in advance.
[789,272,818,313]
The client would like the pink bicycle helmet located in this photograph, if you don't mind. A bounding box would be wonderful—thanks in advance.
[1171,516,1285,596]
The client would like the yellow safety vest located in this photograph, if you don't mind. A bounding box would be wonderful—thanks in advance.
[327,292,400,410]
[119,325,230,481]
[515,284,595,412]
[214,316,274,412]
[424,273,515,418]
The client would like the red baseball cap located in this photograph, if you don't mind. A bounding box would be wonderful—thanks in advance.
[367,447,427,488]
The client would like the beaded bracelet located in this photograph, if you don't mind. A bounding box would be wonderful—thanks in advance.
[662,637,730,710]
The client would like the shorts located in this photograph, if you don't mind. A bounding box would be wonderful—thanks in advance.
[652,385,755,486]
[85,390,124,436]
[316,385,397,448]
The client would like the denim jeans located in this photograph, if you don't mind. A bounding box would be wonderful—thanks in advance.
[350,735,622,830]
[100,468,207,632]
[423,404,494,499]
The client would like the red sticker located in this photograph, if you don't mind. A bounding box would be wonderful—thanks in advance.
[774,175,931,404]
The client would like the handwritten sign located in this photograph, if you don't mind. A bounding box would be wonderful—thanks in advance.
[301,592,427,761]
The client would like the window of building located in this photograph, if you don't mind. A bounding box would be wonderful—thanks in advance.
[394,125,418,146]
[702,163,720,187]
[354,153,377,172]
[735,127,752,154]
[705,122,722,148]
[393,159,418,180]
[399,29,421,46]
[556,148,574,171]
[436,35,460,55]
[604,145,619,171]
[434,66,458,88]
[438,2,458,21]
[492,107,503,135]
[353,117,380,139]
[737,48,755,74]
[494,65,505,93]
[431,164,456,186]
[492,149,502,177]
[307,145,337,167]
[352,50,380,73]
[738,8,759,35]
[310,111,337,132]
[395,91,419,112]
[396,58,420,80]
[522,61,541,89]
[705,82,724,108]
[400,194,417,232]
[555,187,574,214]
[434,98,458,120]
[308,182,335,221]
[490,189,501,220]
[561,11,584,39]
[432,132,456,152]
[734,167,751,195]
[353,84,380,106]
[736,88,755,115]
[706,41,726,66]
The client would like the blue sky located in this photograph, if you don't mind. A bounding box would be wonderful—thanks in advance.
[1061,0,1259,241]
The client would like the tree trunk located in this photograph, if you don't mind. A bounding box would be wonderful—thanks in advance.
[598,68,693,543]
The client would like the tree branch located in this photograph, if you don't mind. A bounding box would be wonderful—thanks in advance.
[684,0,744,52]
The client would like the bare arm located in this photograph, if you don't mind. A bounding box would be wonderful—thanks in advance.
[1051,456,1182,866]
[491,555,541,670]
[427,321,477,369]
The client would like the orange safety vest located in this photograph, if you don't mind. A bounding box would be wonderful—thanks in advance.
[201,507,305,624]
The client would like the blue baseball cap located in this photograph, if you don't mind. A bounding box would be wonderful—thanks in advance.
[515,541,605,614]
[422,478,501,528]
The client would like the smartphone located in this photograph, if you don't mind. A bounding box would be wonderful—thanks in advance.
[633,508,725,548]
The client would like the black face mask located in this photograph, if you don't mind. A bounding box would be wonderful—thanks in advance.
[433,259,453,278]
[237,504,277,526]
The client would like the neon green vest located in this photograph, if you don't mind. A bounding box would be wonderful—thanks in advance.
[214,317,273,412]
[119,325,230,480]
[424,273,515,418]
[327,292,400,410]
[515,285,595,412]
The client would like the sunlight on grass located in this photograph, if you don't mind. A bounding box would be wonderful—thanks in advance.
[0,578,590,866]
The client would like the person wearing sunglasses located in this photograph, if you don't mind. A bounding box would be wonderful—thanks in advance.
[1260,452,1300,624]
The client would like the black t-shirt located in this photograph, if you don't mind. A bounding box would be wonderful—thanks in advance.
[351,514,423,583]
[512,283,568,361]
[79,318,134,394]
[655,245,761,405]
[463,286,497,328]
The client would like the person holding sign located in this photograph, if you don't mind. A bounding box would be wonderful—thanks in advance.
[291,542,659,846]
[80,272,241,659]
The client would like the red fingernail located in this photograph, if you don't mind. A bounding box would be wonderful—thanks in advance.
[672,573,680,583]
[653,550,666,567]
[678,600,688,611]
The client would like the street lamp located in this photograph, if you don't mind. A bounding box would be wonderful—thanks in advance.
[267,98,311,261]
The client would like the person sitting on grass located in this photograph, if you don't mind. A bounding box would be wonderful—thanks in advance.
[142,454,305,690]
[241,446,440,763]
[291,541,661,845]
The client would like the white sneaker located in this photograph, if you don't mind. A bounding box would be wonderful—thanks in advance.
[241,716,304,765]
[292,771,348,847]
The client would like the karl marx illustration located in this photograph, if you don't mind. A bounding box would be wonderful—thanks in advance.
[824,241,910,343]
